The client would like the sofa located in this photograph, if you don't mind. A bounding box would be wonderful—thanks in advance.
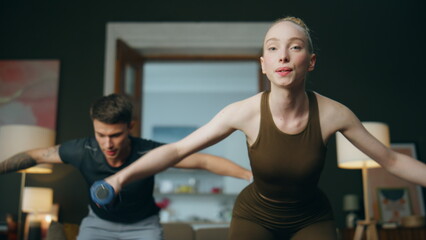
[163,223,229,240]
[46,222,229,240]
[46,222,79,240]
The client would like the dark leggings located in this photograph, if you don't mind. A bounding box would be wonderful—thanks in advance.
[229,216,338,240]
[229,184,337,240]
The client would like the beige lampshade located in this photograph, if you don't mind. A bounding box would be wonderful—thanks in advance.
[22,187,53,213]
[0,124,56,173]
[336,122,390,169]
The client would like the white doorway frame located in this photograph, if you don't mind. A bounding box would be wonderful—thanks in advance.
[103,22,271,95]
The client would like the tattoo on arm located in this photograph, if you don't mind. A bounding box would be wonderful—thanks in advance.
[41,146,59,160]
[0,153,37,174]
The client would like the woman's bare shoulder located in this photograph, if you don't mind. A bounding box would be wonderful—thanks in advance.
[312,91,358,135]
[225,92,262,110]
[229,92,262,114]
[312,91,349,113]
[219,92,263,128]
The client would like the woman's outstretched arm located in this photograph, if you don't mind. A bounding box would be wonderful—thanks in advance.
[104,101,242,193]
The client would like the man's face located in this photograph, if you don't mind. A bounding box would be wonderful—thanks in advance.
[93,119,132,163]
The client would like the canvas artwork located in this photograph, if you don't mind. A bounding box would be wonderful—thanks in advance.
[0,60,60,130]
[368,143,425,223]
[377,187,412,223]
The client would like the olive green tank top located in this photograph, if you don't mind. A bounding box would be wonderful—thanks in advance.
[248,91,327,200]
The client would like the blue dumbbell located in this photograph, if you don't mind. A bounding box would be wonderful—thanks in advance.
[90,180,115,208]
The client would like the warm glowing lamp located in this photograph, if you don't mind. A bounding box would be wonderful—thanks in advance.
[0,124,55,173]
[336,122,390,240]
[0,124,56,240]
[22,187,54,213]
[22,187,53,240]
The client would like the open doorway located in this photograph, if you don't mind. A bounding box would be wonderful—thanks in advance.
[142,60,258,157]
[105,22,271,136]
[103,23,273,221]
[143,59,258,222]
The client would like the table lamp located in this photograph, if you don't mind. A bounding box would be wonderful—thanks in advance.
[22,187,53,240]
[336,122,390,240]
[0,124,56,240]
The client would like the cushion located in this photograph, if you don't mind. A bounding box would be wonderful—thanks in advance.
[46,222,66,240]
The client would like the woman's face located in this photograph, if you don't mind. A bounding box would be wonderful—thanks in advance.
[260,21,316,89]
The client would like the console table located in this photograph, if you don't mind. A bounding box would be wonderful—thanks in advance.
[340,227,426,240]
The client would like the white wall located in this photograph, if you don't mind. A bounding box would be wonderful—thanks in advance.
[142,61,258,222]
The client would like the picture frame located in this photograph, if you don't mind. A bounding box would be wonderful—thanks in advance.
[368,143,425,224]
[377,187,412,223]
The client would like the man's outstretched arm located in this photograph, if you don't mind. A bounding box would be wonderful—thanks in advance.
[0,146,62,174]
[173,153,252,181]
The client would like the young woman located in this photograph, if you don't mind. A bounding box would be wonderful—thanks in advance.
[98,17,426,239]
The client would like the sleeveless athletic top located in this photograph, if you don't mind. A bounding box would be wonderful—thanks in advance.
[248,91,327,201]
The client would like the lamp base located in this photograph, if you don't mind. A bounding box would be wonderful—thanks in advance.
[353,220,379,240]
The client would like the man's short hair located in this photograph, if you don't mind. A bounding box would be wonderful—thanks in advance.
[90,94,133,124]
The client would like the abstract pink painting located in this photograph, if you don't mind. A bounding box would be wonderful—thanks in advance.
[0,60,60,130]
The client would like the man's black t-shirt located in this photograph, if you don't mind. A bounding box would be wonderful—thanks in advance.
[59,136,163,223]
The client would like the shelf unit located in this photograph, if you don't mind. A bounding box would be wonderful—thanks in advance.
[154,168,239,223]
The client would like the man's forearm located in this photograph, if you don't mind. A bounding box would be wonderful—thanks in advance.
[0,153,37,174]
[211,161,252,181]
[175,153,252,181]
[200,154,252,181]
